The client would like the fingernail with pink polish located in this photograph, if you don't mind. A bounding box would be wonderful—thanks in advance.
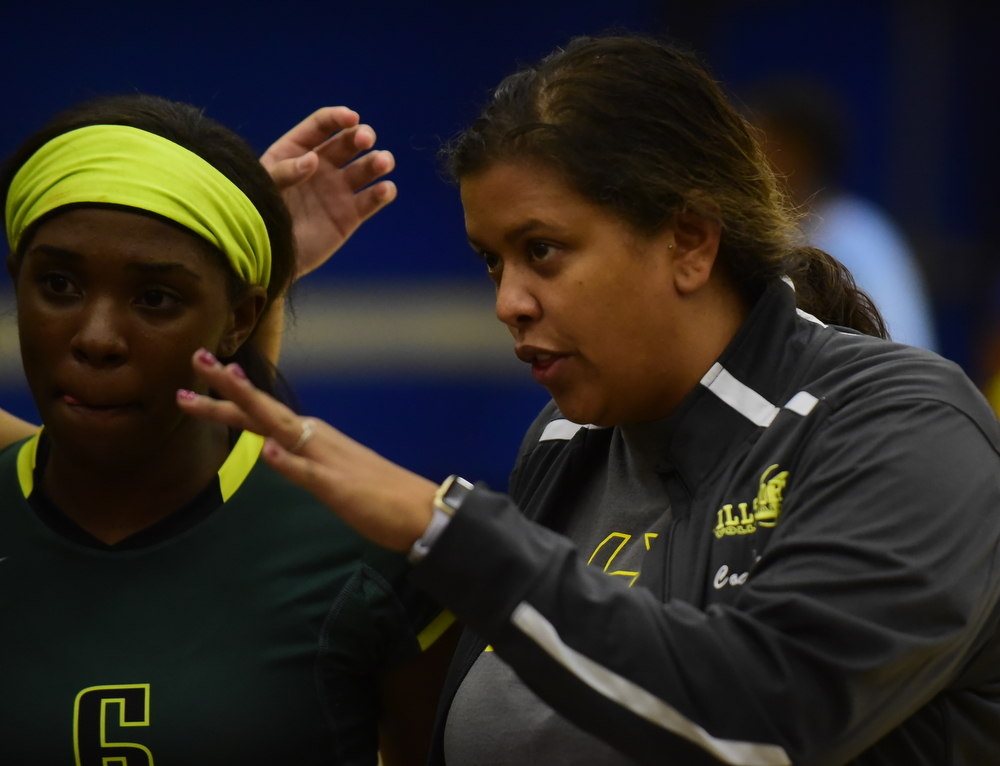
[177,389,198,400]
[230,363,248,381]
[263,440,281,459]
[196,348,217,366]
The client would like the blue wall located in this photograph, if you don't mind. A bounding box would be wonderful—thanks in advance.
[1,0,660,490]
[3,1,994,488]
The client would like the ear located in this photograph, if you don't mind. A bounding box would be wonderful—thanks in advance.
[668,208,722,296]
[217,286,268,359]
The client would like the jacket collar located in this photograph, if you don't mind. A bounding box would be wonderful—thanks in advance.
[659,279,817,492]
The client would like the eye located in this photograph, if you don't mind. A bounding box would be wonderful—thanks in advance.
[136,288,180,309]
[478,251,502,275]
[40,273,79,297]
[527,241,557,262]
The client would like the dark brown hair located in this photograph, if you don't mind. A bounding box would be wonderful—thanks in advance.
[2,93,296,396]
[443,35,887,337]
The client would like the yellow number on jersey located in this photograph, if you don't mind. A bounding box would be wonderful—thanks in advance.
[74,684,153,766]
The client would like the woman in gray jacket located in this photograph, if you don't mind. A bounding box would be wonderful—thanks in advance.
[182,35,1000,766]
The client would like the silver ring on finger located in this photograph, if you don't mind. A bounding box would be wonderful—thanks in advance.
[290,418,316,453]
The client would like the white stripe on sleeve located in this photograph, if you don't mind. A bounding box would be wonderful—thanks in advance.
[510,602,791,766]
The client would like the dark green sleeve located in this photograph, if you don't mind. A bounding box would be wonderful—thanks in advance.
[361,544,452,667]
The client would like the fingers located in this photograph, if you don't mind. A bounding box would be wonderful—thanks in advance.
[176,390,258,432]
[260,437,332,497]
[313,124,379,170]
[339,148,395,193]
[187,349,304,446]
[260,434,438,552]
[351,180,398,223]
[267,151,319,191]
[265,124,392,193]
[260,106,360,167]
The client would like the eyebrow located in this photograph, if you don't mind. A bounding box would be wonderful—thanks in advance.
[26,244,202,281]
[467,218,554,250]
[126,262,202,281]
[25,244,83,262]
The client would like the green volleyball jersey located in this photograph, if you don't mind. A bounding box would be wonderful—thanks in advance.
[0,430,452,765]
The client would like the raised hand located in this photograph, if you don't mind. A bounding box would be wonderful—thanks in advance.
[178,349,436,550]
[261,107,397,278]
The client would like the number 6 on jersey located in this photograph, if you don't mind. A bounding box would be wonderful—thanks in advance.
[74,684,153,766]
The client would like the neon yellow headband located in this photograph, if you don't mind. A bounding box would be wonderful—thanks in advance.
[5,124,271,288]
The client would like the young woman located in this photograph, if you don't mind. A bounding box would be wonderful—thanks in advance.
[0,99,396,448]
[0,94,452,765]
[181,36,1000,766]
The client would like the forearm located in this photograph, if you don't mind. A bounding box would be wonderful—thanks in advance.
[255,294,285,367]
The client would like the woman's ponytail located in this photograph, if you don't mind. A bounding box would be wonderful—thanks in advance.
[785,247,888,338]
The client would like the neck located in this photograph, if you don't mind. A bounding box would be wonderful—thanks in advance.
[41,419,232,545]
[663,273,750,417]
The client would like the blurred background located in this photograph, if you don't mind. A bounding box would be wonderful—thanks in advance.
[2,0,997,490]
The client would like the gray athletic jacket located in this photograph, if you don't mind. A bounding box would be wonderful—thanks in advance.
[414,280,1000,766]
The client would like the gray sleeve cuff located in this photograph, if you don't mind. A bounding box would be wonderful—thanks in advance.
[407,506,453,564]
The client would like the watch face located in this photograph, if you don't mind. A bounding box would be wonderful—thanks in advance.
[442,476,474,512]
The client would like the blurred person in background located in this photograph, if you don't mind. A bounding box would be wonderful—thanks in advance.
[751,77,939,352]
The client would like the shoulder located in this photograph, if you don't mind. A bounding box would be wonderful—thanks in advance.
[515,400,563,455]
[514,400,615,456]
[0,433,33,461]
[788,331,1000,462]
[508,401,561,502]
[0,434,37,507]
[507,400,613,508]
[511,399,612,471]
[810,333,988,415]
[227,454,433,627]
[222,454,386,562]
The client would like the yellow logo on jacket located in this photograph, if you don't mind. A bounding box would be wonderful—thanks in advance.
[714,464,788,538]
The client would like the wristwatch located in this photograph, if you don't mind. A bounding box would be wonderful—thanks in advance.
[433,474,475,516]
[409,475,474,563]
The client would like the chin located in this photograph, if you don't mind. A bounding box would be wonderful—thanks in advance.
[39,404,170,474]
[551,393,609,427]
[44,423,142,465]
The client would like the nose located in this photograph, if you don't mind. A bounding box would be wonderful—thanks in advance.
[71,296,128,367]
[495,265,542,332]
